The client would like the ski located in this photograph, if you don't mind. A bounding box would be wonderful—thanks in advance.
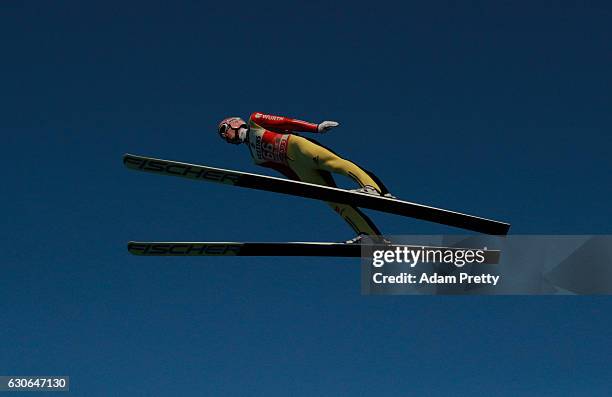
[127,241,501,264]
[123,153,511,235]
[128,241,360,257]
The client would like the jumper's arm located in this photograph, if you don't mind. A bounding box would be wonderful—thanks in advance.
[249,112,320,133]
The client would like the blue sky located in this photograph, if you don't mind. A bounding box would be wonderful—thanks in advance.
[1,1,611,395]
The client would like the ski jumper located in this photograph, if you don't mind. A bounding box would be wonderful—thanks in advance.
[246,112,389,236]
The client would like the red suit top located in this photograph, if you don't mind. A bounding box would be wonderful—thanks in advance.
[246,112,319,166]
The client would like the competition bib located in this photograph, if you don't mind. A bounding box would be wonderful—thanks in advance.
[247,127,290,165]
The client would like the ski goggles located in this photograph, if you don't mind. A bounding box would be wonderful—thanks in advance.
[218,118,246,137]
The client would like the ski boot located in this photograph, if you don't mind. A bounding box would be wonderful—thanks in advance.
[351,185,396,199]
[344,233,392,245]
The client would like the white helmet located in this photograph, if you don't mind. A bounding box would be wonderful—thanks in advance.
[218,117,248,144]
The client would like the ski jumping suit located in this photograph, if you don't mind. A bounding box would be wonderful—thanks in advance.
[246,112,390,236]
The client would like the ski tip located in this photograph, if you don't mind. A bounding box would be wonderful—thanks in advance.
[122,153,133,167]
[127,241,140,255]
